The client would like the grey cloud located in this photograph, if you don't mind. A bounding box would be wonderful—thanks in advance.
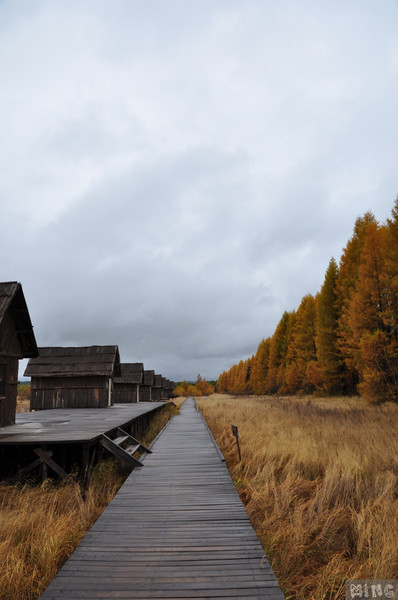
[1,1,398,380]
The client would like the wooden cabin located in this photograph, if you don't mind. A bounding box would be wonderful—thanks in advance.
[166,380,176,399]
[151,374,163,401]
[0,282,38,426]
[161,377,168,400]
[139,370,154,402]
[25,345,121,410]
[113,363,144,403]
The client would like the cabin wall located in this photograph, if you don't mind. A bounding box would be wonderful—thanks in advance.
[113,383,138,403]
[139,386,151,402]
[30,375,111,410]
[151,387,162,401]
[0,356,18,426]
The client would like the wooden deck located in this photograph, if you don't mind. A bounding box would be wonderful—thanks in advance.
[0,403,164,444]
[0,403,166,482]
[39,398,285,599]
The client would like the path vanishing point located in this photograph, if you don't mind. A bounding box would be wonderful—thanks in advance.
[39,398,285,600]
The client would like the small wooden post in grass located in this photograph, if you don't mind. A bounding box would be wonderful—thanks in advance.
[231,424,241,462]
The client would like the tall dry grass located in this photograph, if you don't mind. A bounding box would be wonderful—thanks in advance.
[0,461,124,600]
[0,402,179,600]
[171,397,186,409]
[197,394,398,600]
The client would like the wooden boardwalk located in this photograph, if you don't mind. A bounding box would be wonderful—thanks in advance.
[40,398,285,600]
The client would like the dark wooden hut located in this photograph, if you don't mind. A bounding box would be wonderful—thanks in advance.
[139,370,154,402]
[166,379,176,399]
[161,377,168,400]
[113,363,144,403]
[0,282,38,427]
[151,374,163,401]
[25,346,121,410]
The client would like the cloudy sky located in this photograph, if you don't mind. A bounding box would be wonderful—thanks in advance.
[1,1,397,381]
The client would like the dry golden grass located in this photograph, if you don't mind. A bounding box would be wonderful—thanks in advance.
[171,396,186,409]
[16,397,30,413]
[16,383,31,413]
[0,462,123,600]
[0,402,179,600]
[197,394,398,600]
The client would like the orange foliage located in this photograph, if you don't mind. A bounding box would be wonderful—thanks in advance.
[175,374,215,397]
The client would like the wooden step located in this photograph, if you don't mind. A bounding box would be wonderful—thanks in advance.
[100,435,144,468]
[125,444,141,456]
[112,435,129,446]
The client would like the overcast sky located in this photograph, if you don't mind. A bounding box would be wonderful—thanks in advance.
[1,1,397,381]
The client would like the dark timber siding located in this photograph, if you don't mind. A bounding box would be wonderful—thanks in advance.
[151,374,162,401]
[0,282,38,426]
[112,383,138,404]
[139,370,154,402]
[139,386,151,402]
[30,376,110,409]
[113,364,143,404]
[0,356,18,427]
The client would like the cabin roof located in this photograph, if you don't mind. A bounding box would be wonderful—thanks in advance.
[0,281,38,358]
[114,363,144,384]
[143,369,155,385]
[24,345,121,378]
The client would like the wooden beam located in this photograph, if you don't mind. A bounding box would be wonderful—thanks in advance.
[33,448,68,480]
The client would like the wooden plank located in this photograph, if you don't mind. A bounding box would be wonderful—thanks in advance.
[39,398,285,600]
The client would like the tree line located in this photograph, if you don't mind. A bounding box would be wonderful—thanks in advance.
[217,198,398,403]
[175,375,215,397]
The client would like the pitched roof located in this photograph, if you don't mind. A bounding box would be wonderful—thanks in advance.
[24,345,121,378]
[0,281,38,358]
[114,363,144,384]
[143,370,155,385]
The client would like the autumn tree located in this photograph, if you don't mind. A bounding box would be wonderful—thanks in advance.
[336,212,377,392]
[249,338,271,395]
[284,295,317,393]
[175,375,215,397]
[348,221,398,401]
[315,258,345,394]
[267,311,294,393]
[383,196,398,337]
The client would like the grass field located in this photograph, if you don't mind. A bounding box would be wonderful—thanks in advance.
[196,394,398,600]
[16,383,31,413]
[0,401,179,600]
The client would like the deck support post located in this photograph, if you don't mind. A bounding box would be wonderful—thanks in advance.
[81,443,98,492]
[7,446,68,483]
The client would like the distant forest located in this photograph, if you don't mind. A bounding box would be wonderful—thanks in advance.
[217,197,398,403]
